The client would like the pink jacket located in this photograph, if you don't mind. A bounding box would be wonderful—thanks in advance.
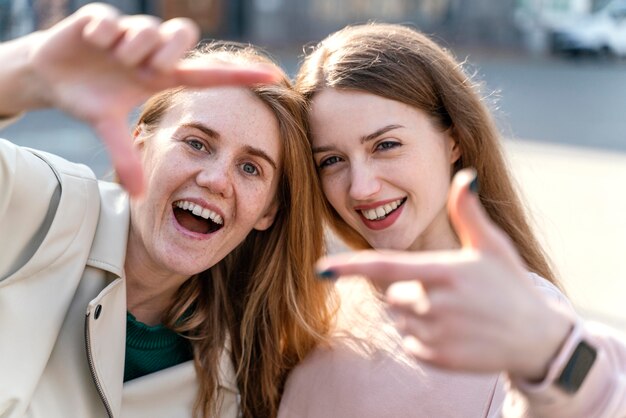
[278,275,626,417]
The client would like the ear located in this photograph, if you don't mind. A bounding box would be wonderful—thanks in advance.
[253,200,279,231]
[133,124,146,150]
[446,130,462,165]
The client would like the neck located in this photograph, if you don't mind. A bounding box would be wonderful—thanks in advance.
[124,233,189,326]
[409,212,461,252]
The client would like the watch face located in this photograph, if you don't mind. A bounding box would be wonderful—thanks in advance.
[557,340,597,393]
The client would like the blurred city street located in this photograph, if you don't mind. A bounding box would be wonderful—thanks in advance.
[4,48,626,333]
[468,51,626,334]
[508,138,626,333]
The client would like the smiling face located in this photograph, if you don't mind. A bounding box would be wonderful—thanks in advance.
[310,88,461,251]
[128,87,281,279]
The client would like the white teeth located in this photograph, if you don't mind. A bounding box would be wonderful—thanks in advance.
[363,209,377,220]
[174,200,224,224]
[360,199,404,221]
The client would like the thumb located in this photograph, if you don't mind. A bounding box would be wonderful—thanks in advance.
[94,116,145,196]
[448,168,515,260]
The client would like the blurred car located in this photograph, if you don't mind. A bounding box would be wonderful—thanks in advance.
[549,0,626,57]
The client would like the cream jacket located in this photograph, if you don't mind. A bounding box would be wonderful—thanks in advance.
[0,138,239,418]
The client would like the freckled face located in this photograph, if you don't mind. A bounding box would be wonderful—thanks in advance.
[310,88,460,251]
[129,88,281,278]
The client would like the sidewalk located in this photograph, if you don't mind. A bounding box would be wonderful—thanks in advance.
[505,139,626,333]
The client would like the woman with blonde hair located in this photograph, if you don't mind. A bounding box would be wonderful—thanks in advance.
[278,22,626,417]
[0,4,334,418]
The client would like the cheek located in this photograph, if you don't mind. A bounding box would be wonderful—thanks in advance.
[320,174,345,207]
[423,175,452,211]
[240,181,275,216]
[147,152,188,191]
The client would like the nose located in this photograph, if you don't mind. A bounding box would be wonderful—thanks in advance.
[348,162,381,201]
[195,159,234,198]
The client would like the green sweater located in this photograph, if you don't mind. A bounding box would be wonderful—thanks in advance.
[124,312,193,382]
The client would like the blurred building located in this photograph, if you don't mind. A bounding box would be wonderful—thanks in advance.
[5,0,613,50]
[162,0,527,48]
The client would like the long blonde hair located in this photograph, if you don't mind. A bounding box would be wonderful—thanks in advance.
[296,23,558,286]
[137,42,336,418]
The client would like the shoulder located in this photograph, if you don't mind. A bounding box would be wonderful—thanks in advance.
[0,138,98,195]
[280,277,505,418]
[526,272,573,311]
[0,139,101,278]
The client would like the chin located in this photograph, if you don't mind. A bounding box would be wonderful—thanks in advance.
[368,238,413,252]
[161,256,213,278]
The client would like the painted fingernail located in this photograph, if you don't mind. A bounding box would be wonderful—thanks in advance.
[469,172,480,195]
[316,269,337,280]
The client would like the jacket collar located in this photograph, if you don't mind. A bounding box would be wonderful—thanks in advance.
[86,181,129,277]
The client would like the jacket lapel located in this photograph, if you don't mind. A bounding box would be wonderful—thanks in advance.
[84,181,130,417]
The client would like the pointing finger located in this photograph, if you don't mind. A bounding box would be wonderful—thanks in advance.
[316,249,471,288]
[171,62,283,88]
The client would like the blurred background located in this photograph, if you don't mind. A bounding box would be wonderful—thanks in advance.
[1,0,625,332]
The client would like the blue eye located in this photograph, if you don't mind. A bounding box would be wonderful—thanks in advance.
[319,155,342,169]
[241,162,259,176]
[376,141,400,151]
[186,138,206,152]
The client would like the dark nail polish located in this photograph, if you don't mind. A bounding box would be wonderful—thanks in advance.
[316,269,337,280]
[469,174,480,195]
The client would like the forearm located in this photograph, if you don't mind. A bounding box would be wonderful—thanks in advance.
[0,32,47,117]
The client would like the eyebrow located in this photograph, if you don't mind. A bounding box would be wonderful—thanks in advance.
[182,122,277,170]
[242,145,278,170]
[312,124,404,154]
[181,122,220,139]
[361,124,404,144]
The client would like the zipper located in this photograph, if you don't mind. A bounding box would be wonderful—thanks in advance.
[85,311,114,418]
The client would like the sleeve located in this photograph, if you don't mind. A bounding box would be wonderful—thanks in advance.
[502,275,626,418]
[0,137,101,413]
[0,137,62,279]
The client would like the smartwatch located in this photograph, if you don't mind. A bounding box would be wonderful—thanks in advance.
[555,339,597,393]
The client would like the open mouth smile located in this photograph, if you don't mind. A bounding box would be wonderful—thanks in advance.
[358,197,407,221]
[173,200,224,234]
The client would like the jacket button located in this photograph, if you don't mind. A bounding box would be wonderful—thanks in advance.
[94,304,102,320]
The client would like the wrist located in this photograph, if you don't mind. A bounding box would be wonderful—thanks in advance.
[510,319,597,395]
[0,31,49,116]
[513,307,574,381]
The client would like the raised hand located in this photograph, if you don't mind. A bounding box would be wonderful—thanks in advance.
[1,3,279,195]
[316,169,574,381]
